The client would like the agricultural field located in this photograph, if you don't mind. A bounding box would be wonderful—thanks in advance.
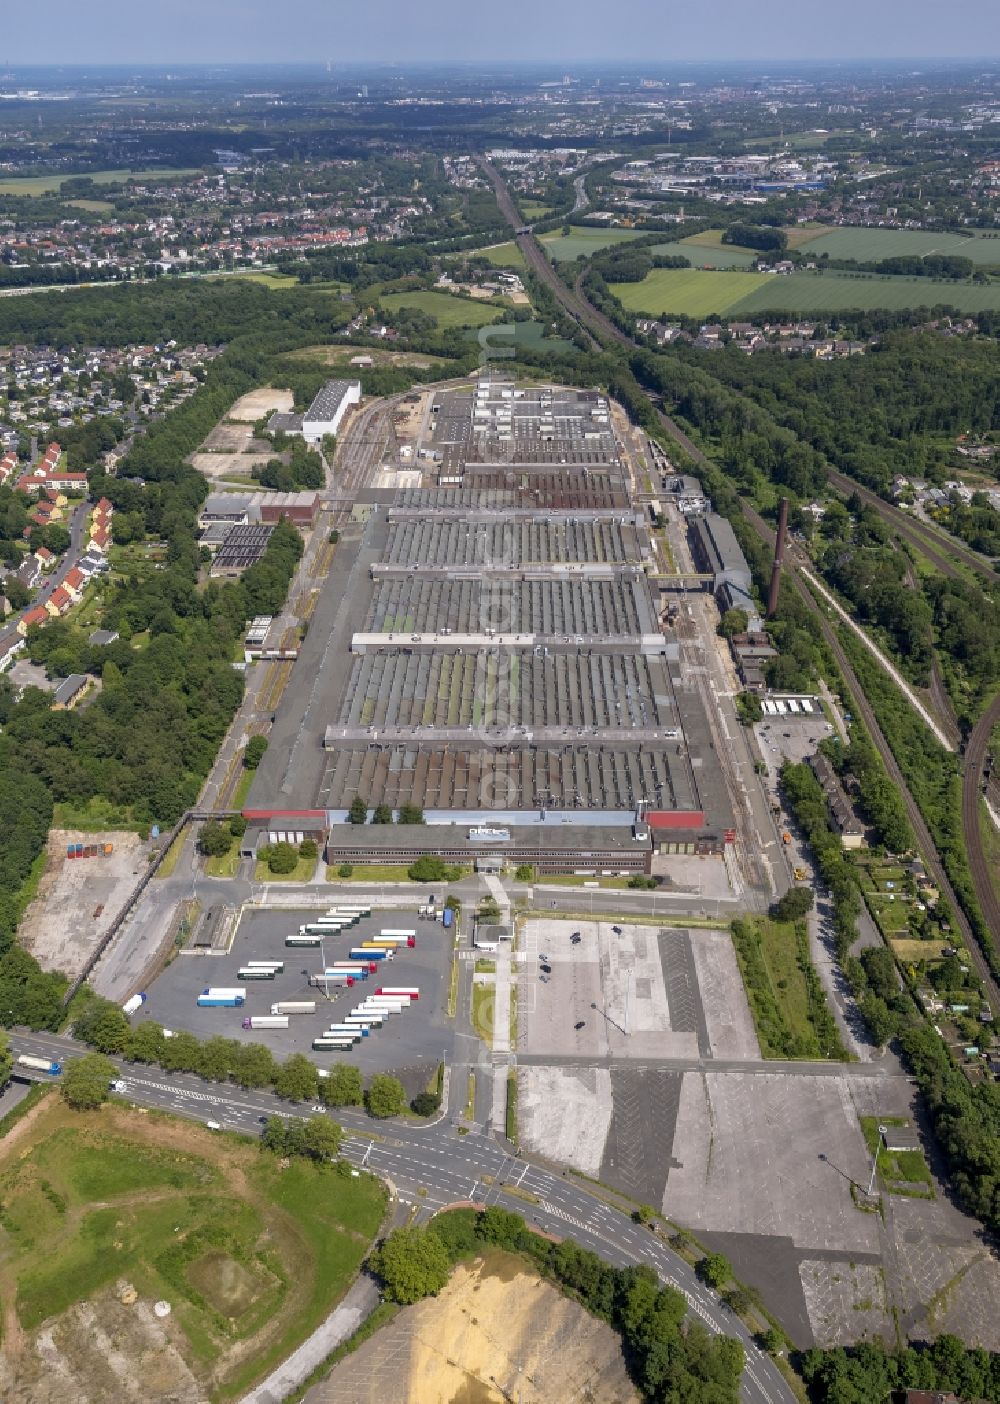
[653,239,757,269]
[0,1099,385,1404]
[520,201,554,221]
[0,168,199,196]
[795,226,1000,266]
[380,289,506,328]
[540,228,645,261]
[730,269,1000,316]
[611,264,1000,317]
[473,241,527,269]
[610,267,775,317]
[231,271,301,290]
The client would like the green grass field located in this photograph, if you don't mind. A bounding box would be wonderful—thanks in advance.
[540,228,644,261]
[731,916,846,1060]
[653,240,757,269]
[464,319,576,354]
[611,267,775,317]
[232,271,300,289]
[473,241,527,269]
[520,202,554,221]
[730,269,1000,316]
[796,226,1000,266]
[380,289,505,327]
[611,264,1000,318]
[0,167,200,196]
[0,1103,385,1399]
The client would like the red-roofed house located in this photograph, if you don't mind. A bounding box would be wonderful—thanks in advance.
[46,586,72,617]
[90,525,110,552]
[18,605,49,635]
[63,567,85,600]
[33,546,55,571]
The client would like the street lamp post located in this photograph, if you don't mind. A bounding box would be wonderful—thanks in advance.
[867,1125,887,1198]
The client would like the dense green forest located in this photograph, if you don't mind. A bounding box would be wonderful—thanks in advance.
[690,333,1000,498]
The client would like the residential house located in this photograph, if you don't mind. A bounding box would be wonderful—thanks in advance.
[18,605,49,635]
[63,566,86,601]
[809,753,867,849]
[52,674,92,710]
[45,585,73,617]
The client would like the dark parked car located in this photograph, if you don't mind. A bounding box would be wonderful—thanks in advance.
[574,1020,586,1030]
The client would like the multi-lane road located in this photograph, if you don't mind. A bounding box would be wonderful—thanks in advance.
[10,1027,793,1404]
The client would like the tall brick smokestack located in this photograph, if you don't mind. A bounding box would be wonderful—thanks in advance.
[766,497,789,619]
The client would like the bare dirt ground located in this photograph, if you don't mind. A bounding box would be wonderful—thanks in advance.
[314,1255,639,1404]
[190,404,290,482]
[287,346,444,368]
[227,388,294,422]
[18,830,147,978]
[0,1293,208,1404]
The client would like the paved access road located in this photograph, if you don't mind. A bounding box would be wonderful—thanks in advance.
[10,1028,793,1404]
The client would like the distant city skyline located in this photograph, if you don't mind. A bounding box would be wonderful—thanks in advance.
[6,0,1000,67]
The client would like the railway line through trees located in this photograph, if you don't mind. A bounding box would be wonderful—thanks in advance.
[480,157,1000,1002]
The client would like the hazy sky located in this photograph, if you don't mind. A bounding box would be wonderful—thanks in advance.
[6,0,1000,66]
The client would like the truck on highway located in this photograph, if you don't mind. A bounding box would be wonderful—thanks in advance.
[16,1054,61,1076]
[122,992,147,1017]
[197,988,247,1007]
[241,1015,289,1030]
[270,1001,317,1016]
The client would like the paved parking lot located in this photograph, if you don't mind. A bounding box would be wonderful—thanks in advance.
[517,919,757,1061]
[135,907,455,1076]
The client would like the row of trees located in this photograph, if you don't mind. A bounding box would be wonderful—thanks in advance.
[71,994,427,1117]
[802,1337,1000,1403]
[371,1207,744,1403]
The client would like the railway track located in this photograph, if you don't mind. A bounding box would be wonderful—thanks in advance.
[481,156,1000,998]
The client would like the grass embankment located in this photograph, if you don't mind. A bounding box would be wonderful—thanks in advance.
[506,1073,518,1142]
[471,984,495,1046]
[155,828,187,879]
[731,916,848,1060]
[0,1101,384,1400]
